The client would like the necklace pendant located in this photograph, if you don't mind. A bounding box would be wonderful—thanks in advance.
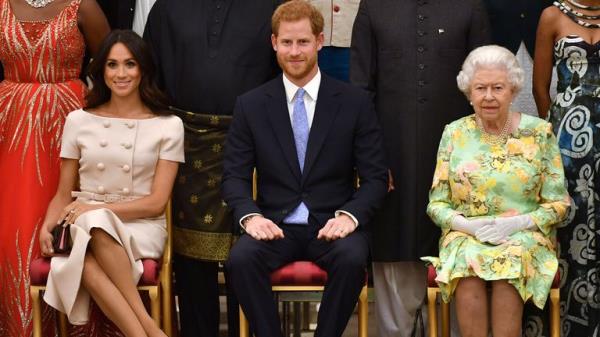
[25,0,55,8]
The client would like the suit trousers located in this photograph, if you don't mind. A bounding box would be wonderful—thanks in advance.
[174,256,242,337]
[372,262,462,337]
[373,262,427,337]
[226,223,369,337]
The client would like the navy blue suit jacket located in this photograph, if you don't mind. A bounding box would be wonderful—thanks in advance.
[222,74,388,229]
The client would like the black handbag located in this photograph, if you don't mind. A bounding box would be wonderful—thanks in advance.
[51,219,72,255]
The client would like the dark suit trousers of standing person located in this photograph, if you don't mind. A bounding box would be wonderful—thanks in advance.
[226,223,369,337]
[174,255,220,337]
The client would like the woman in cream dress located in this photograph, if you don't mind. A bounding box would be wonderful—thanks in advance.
[39,30,183,337]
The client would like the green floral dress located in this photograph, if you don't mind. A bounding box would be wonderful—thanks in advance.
[422,113,570,309]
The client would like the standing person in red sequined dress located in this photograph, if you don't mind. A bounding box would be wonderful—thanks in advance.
[0,0,108,336]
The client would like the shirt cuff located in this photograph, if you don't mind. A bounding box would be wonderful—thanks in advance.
[239,213,262,230]
[335,210,359,228]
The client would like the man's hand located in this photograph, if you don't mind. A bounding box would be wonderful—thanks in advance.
[317,213,356,241]
[244,215,284,241]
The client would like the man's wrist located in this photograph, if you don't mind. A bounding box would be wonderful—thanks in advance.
[240,213,262,230]
[335,210,358,228]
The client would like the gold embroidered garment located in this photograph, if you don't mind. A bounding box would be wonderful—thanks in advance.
[170,108,235,261]
[0,0,86,336]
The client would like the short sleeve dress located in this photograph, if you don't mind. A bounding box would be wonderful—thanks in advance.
[43,109,185,324]
[422,113,570,309]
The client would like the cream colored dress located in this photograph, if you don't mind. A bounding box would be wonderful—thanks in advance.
[44,109,184,325]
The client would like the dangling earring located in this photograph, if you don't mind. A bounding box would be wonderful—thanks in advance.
[469,101,473,106]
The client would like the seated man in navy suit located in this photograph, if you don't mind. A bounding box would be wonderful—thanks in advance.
[222,1,388,336]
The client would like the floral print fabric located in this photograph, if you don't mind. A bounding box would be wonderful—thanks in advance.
[422,114,570,309]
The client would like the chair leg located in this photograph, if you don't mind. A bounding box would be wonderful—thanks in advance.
[239,307,250,337]
[30,285,43,337]
[302,302,310,330]
[550,288,560,337]
[161,274,173,336]
[293,302,301,337]
[283,302,291,337]
[58,312,68,337]
[148,287,160,325]
[427,287,438,337]
[358,285,368,337]
[441,298,450,337]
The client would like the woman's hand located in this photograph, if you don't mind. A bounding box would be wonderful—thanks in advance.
[59,201,99,224]
[450,215,493,236]
[39,226,54,256]
[475,215,535,245]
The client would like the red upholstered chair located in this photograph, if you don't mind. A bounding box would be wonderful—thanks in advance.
[29,201,174,337]
[240,171,368,336]
[426,264,560,337]
[238,261,369,337]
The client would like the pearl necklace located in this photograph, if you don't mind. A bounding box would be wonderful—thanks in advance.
[24,0,55,8]
[476,112,512,146]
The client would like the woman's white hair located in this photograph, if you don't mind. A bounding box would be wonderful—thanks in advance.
[456,45,524,98]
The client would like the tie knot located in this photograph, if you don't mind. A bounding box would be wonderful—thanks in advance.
[295,88,305,101]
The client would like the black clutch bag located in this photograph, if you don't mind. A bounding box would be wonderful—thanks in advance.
[51,219,72,255]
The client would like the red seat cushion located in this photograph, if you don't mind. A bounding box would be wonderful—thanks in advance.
[30,258,51,285]
[427,265,561,289]
[552,271,560,288]
[139,259,161,285]
[29,257,161,286]
[270,261,328,286]
[427,265,438,287]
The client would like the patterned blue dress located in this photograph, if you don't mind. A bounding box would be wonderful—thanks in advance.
[549,34,600,337]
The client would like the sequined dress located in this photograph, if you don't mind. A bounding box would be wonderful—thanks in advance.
[549,34,600,337]
[0,0,86,336]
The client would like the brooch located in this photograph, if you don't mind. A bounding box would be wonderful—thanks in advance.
[519,128,533,137]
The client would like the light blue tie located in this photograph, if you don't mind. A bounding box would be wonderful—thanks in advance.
[285,88,310,224]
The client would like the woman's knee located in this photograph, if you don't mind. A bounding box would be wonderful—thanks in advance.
[491,280,521,301]
[456,277,487,300]
[89,228,116,250]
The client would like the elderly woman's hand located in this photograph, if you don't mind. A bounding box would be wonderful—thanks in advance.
[451,215,494,236]
[475,215,536,245]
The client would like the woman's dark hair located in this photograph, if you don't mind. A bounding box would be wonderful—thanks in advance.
[86,30,171,115]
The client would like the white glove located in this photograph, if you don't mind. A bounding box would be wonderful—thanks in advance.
[475,215,535,245]
[450,215,494,236]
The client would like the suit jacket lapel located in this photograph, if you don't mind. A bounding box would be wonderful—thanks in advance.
[302,76,340,183]
[265,78,302,179]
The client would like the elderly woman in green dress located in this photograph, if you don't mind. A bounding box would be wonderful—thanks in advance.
[423,45,570,337]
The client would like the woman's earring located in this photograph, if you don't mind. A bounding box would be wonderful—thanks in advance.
[469,101,473,106]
